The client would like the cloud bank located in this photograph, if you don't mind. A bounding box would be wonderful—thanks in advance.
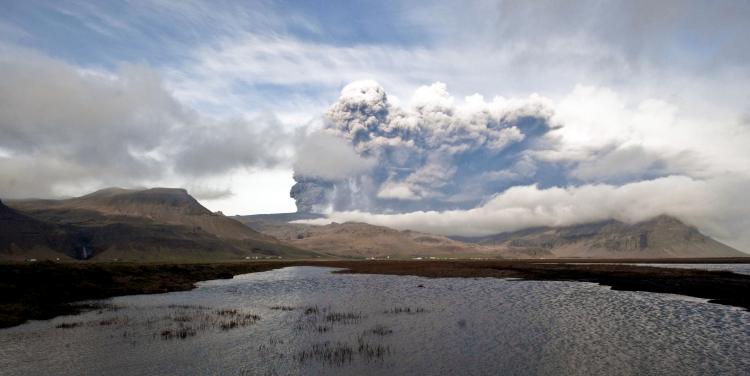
[0,49,293,198]
[302,176,750,241]
[292,81,750,251]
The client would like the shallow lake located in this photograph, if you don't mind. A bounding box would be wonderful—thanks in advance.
[1,266,749,375]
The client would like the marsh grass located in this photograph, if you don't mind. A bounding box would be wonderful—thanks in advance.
[94,316,127,326]
[295,342,354,366]
[171,315,192,323]
[152,307,261,339]
[160,326,196,340]
[269,337,284,345]
[303,306,320,315]
[325,311,363,324]
[295,335,391,366]
[293,305,346,333]
[357,335,391,361]
[368,324,393,336]
[167,304,210,310]
[218,312,260,331]
[55,321,83,329]
[270,305,295,311]
[384,306,426,314]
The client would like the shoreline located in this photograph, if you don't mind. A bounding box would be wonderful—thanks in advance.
[1,259,749,328]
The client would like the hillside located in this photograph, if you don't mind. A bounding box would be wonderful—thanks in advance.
[240,214,744,259]
[0,200,80,260]
[4,188,319,261]
[235,217,496,258]
[454,215,745,258]
[11,188,276,241]
[4,190,742,261]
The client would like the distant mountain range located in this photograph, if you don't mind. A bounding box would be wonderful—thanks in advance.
[451,215,744,258]
[1,187,745,261]
[239,214,746,259]
[235,217,493,258]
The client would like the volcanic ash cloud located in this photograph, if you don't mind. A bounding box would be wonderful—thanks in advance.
[291,80,557,213]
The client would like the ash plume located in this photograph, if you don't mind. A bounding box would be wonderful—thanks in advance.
[291,80,558,213]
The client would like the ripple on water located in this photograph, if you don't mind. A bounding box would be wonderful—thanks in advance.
[0,266,748,376]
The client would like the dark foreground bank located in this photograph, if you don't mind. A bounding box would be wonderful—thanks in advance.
[2,259,749,328]
[0,261,291,328]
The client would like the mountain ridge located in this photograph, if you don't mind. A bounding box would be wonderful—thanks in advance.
[452,215,745,258]
[3,188,319,261]
[3,187,744,261]
[234,218,495,258]
[241,213,745,259]
[9,187,274,242]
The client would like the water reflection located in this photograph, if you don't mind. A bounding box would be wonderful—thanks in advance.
[1,266,748,375]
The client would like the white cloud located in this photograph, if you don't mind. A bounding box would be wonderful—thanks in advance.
[0,49,294,200]
[198,168,297,215]
[301,175,750,252]
[547,84,750,180]
[377,181,419,200]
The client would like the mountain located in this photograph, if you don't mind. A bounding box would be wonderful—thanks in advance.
[4,188,319,261]
[0,199,82,260]
[454,215,745,258]
[234,216,496,259]
[4,190,742,261]
[11,188,275,241]
[240,213,744,259]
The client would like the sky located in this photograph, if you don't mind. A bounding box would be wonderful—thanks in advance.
[1,1,749,250]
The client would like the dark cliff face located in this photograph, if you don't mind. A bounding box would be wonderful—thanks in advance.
[0,200,87,259]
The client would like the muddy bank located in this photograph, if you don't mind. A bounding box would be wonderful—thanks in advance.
[0,261,289,328]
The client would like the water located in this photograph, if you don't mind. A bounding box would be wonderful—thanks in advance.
[1,266,748,375]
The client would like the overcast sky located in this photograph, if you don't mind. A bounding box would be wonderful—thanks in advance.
[1,1,749,250]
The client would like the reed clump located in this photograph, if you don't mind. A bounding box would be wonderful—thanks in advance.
[303,306,320,315]
[357,335,391,361]
[384,306,426,314]
[324,311,363,324]
[295,342,354,366]
[160,326,196,340]
[55,321,83,329]
[154,307,261,339]
[368,324,393,336]
[270,305,295,311]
